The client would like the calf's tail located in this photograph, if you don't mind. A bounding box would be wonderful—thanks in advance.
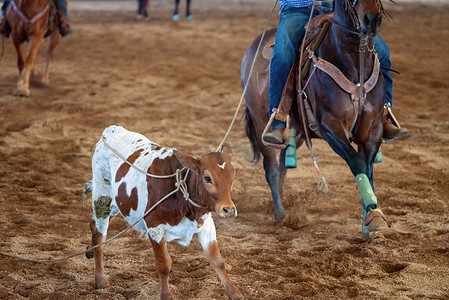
[245,106,261,164]
[82,180,93,202]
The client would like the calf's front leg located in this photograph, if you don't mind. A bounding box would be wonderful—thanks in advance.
[204,241,243,300]
[150,239,174,300]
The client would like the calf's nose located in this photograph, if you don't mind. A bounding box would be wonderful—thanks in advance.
[222,206,236,217]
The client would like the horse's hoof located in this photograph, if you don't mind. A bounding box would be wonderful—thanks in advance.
[41,77,50,85]
[274,208,286,222]
[172,14,179,21]
[186,15,193,21]
[14,88,30,97]
[363,208,388,238]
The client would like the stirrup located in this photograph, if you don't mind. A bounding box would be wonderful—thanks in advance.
[384,104,401,128]
[261,109,287,149]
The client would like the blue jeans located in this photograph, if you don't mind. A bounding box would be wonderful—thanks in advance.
[269,6,394,129]
[374,35,393,108]
[269,5,321,130]
[1,0,8,16]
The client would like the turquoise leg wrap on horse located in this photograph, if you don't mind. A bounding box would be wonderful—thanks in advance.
[285,128,297,168]
[356,174,378,236]
[374,147,382,163]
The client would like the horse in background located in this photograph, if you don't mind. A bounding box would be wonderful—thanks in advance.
[173,0,192,21]
[242,0,390,239]
[137,0,149,20]
[5,0,60,97]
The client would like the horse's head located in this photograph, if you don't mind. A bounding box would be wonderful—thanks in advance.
[351,0,384,36]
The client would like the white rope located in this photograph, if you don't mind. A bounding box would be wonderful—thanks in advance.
[216,0,279,152]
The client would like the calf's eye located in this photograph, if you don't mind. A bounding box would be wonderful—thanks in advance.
[204,176,212,184]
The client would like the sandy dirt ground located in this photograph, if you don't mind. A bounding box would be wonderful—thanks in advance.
[0,0,448,299]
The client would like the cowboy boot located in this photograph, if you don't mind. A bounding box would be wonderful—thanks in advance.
[58,17,72,37]
[262,127,286,145]
[382,106,409,143]
[53,0,72,37]
[0,18,11,38]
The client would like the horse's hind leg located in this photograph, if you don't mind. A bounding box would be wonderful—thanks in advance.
[278,149,288,196]
[42,31,60,85]
[262,148,285,222]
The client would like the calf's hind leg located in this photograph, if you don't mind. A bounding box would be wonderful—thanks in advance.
[86,195,112,289]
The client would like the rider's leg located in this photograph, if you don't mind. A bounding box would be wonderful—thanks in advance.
[0,0,11,38]
[264,6,313,144]
[173,0,180,20]
[374,35,408,142]
[186,0,193,20]
[54,0,72,37]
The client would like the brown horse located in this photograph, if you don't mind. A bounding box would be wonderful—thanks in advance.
[5,0,60,96]
[242,0,389,239]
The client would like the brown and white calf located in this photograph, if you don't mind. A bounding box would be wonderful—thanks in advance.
[84,125,243,300]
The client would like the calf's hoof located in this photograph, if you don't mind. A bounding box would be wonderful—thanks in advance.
[362,208,388,239]
[94,275,109,289]
[161,290,174,300]
[14,87,30,97]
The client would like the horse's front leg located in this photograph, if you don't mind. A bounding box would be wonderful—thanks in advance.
[321,116,387,238]
[16,34,44,97]
[357,118,388,239]
[12,36,25,95]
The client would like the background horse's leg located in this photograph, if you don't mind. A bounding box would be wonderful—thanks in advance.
[42,30,60,85]
[321,117,387,238]
[12,36,25,96]
[17,34,44,96]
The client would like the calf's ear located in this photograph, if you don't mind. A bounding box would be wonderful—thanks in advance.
[220,145,233,158]
[173,150,201,174]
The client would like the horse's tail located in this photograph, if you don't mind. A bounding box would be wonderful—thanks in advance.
[244,106,261,164]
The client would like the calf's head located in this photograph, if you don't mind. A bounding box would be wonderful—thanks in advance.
[174,145,237,217]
